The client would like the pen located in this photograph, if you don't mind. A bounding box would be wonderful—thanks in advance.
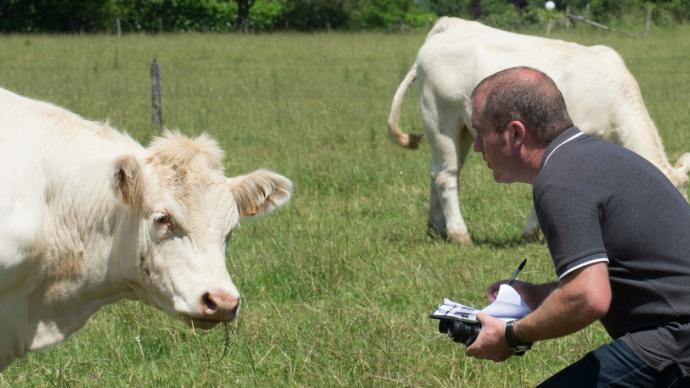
[508,259,527,285]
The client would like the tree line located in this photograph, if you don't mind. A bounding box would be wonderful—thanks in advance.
[1,0,689,33]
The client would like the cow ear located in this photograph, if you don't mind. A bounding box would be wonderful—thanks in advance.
[114,155,145,214]
[228,169,293,218]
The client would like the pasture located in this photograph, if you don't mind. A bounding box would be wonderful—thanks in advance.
[1,25,689,386]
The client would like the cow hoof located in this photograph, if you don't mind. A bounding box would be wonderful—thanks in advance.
[522,228,543,242]
[426,224,448,240]
[447,231,472,247]
[426,221,446,240]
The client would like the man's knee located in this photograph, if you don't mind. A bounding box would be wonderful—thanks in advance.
[538,340,665,388]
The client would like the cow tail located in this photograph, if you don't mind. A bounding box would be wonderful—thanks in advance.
[387,63,422,149]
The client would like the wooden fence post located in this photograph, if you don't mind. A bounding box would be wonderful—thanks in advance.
[546,17,555,35]
[644,5,653,37]
[151,60,163,130]
[565,11,640,38]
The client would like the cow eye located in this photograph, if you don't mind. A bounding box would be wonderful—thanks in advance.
[154,213,173,228]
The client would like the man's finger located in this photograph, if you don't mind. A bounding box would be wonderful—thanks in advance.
[465,344,483,359]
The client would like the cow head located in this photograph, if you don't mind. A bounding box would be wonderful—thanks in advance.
[114,131,292,329]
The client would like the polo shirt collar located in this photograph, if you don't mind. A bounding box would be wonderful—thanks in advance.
[539,126,584,171]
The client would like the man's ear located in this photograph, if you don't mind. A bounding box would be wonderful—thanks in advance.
[508,120,527,147]
[228,169,293,218]
[114,155,145,214]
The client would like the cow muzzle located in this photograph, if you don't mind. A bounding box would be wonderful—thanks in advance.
[182,291,240,330]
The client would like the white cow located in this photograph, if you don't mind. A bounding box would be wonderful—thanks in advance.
[388,17,690,246]
[0,87,293,370]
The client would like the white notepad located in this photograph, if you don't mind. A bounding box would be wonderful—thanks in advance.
[430,284,531,322]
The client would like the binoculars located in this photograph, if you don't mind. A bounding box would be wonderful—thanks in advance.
[438,319,481,346]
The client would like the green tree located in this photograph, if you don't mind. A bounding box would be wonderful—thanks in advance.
[235,0,254,32]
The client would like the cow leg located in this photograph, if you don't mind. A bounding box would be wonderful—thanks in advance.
[427,176,446,239]
[458,125,473,170]
[0,296,30,371]
[0,204,41,294]
[430,125,473,240]
[425,111,472,246]
[522,207,542,241]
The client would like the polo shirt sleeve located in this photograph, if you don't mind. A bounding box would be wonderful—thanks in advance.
[534,183,609,280]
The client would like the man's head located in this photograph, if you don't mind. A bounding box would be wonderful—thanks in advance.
[471,66,573,183]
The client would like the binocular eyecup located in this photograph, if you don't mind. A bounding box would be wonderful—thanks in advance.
[438,319,481,346]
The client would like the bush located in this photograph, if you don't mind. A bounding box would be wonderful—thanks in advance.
[0,0,118,32]
[349,0,436,30]
[280,0,350,31]
[117,0,236,32]
[425,0,472,18]
[561,0,690,23]
[1,0,688,33]
[479,0,523,29]
[251,0,288,31]
[656,0,690,22]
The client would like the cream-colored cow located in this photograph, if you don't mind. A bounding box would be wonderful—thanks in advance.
[0,87,292,370]
[388,17,690,245]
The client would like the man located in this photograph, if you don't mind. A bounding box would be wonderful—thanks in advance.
[466,66,690,386]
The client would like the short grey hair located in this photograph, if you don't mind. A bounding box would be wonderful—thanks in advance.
[471,66,573,146]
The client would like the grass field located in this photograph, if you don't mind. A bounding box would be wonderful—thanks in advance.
[1,24,689,387]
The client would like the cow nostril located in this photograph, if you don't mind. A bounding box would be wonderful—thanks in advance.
[201,292,240,320]
[230,299,240,315]
[202,292,217,313]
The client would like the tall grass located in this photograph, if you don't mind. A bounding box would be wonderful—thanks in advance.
[0,26,689,386]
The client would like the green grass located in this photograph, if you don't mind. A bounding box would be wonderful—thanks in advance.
[1,25,689,386]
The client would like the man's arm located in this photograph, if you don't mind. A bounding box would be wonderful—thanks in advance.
[514,262,611,342]
[466,263,611,361]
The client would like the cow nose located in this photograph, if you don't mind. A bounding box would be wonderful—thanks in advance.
[201,291,240,321]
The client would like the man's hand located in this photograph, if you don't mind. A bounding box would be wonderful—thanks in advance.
[465,312,513,362]
[486,280,509,302]
[487,280,557,311]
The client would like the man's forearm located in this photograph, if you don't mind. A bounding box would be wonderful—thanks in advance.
[513,264,611,344]
[514,287,600,343]
[512,281,558,310]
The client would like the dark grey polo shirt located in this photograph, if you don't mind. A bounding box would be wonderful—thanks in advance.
[533,126,690,376]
